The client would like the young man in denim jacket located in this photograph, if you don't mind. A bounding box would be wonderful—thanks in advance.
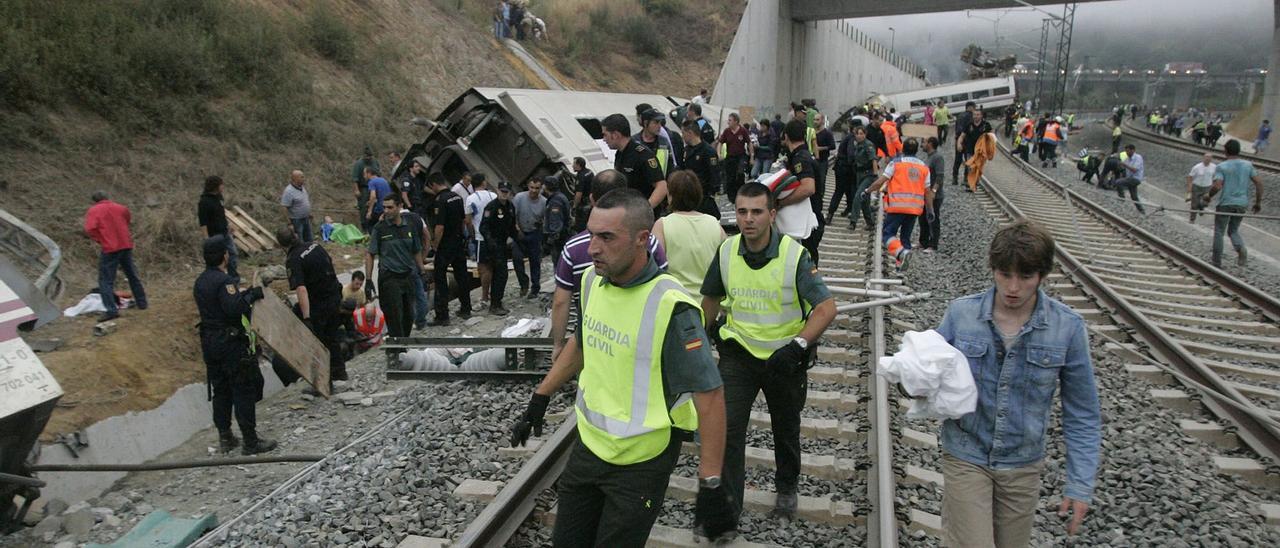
[935,221,1101,547]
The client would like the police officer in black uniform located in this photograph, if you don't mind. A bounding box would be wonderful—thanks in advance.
[601,113,667,216]
[680,118,723,219]
[479,182,517,316]
[780,119,825,265]
[277,227,347,386]
[396,157,428,215]
[194,235,277,455]
[427,174,474,326]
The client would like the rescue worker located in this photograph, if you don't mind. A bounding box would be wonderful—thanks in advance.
[680,119,723,219]
[365,192,424,338]
[396,157,428,214]
[700,181,837,524]
[1040,116,1066,168]
[846,126,881,231]
[634,106,679,176]
[510,189,734,545]
[1017,117,1035,163]
[353,301,386,352]
[865,138,930,270]
[1111,124,1123,154]
[277,227,347,386]
[479,182,517,316]
[779,119,823,265]
[428,172,475,325]
[195,235,277,455]
[602,113,668,214]
[881,113,902,158]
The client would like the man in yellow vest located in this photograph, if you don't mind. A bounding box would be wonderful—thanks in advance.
[511,189,734,545]
[700,182,836,523]
[864,138,930,270]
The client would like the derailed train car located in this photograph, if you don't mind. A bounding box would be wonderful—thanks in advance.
[394,87,735,192]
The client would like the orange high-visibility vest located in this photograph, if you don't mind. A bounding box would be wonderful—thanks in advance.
[883,159,929,215]
[881,121,902,157]
[354,307,386,348]
[1020,122,1034,140]
[1044,123,1063,142]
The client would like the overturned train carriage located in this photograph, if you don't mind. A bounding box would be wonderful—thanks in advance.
[395,88,736,192]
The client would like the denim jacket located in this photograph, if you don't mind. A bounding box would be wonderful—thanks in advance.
[936,288,1101,502]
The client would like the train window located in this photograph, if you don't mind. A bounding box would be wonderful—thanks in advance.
[972,89,991,99]
[910,99,930,107]
[576,118,604,140]
[950,93,969,102]
[993,86,1011,95]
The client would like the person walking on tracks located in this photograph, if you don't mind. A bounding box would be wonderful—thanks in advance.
[194,235,277,455]
[934,221,1100,547]
[1112,144,1147,214]
[1186,153,1217,223]
[864,138,931,271]
[917,137,947,253]
[85,191,148,322]
[510,189,733,546]
[277,227,347,385]
[699,182,836,524]
[1206,139,1265,267]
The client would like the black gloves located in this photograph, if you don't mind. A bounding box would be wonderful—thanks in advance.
[246,286,265,302]
[694,480,737,542]
[766,339,809,374]
[365,284,377,301]
[510,392,550,447]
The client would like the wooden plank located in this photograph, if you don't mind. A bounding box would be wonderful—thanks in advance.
[226,211,272,251]
[230,209,275,250]
[222,214,262,253]
[233,205,279,248]
[250,290,330,397]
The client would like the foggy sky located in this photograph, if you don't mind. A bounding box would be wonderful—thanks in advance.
[850,0,1274,82]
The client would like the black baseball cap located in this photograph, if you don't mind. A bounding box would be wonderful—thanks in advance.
[641,109,666,123]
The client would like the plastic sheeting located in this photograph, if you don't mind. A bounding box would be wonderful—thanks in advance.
[876,329,977,420]
[396,347,508,372]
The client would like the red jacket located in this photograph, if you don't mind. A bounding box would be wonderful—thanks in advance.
[84,200,134,253]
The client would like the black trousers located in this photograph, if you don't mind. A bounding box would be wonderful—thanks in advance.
[918,193,943,250]
[553,431,682,547]
[850,172,877,228]
[1113,177,1146,213]
[484,242,510,307]
[433,249,473,319]
[802,221,824,267]
[724,154,746,201]
[379,270,414,338]
[951,149,970,184]
[719,340,807,519]
[938,124,949,143]
[311,298,347,379]
[201,332,261,438]
[827,168,855,219]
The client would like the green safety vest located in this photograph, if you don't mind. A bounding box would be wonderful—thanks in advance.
[718,234,806,360]
[1066,114,1075,126]
[575,267,700,465]
[805,126,817,156]
[656,148,670,174]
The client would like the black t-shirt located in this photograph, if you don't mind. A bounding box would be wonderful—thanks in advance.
[286,241,342,306]
[576,168,594,198]
[480,198,516,245]
[197,193,228,236]
[683,141,721,193]
[961,121,993,154]
[429,190,467,254]
[397,172,427,211]
[816,128,835,162]
[614,141,665,200]
[784,145,822,219]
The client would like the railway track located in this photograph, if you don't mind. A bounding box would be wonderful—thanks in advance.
[980,137,1280,472]
[1121,120,1280,174]
[454,182,929,547]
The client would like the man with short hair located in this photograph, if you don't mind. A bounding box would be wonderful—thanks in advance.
[387,150,402,174]
[917,137,946,252]
[480,182,517,316]
[814,112,835,197]
[198,175,238,281]
[343,271,367,309]
[365,193,423,337]
[681,119,723,219]
[1207,139,1265,267]
[634,106,680,176]
[936,221,1100,547]
[451,172,475,201]
[951,102,977,185]
[1113,144,1146,214]
[958,108,993,190]
[510,189,731,546]
[85,191,148,321]
[550,170,669,360]
[1186,153,1217,223]
[845,126,881,231]
[692,88,708,104]
[395,157,428,213]
[277,226,346,384]
[1040,116,1067,169]
[603,114,668,215]
[779,119,822,264]
[352,146,381,225]
[280,170,313,242]
[865,138,930,270]
[428,174,474,325]
[935,101,952,143]
[543,176,573,262]
[1255,120,1272,153]
[465,175,497,304]
[700,181,836,526]
[716,113,751,201]
[571,157,595,231]
[363,166,393,232]
[686,102,717,144]
[513,177,548,298]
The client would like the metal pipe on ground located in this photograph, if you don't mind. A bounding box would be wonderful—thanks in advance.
[823,277,904,285]
[836,292,932,313]
[827,286,901,298]
[27,455,324,473]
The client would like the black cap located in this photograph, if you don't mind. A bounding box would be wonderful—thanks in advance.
[498,181,513,192]
[641,108,666,123]
[203,234,229,256]
[542,175,558,185]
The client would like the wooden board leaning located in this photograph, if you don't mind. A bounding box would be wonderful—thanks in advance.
[249,289,331,397]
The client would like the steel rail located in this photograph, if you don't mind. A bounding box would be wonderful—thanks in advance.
[985,140,1280,464]
[866,191,897,547]
[1120,121,1280,174]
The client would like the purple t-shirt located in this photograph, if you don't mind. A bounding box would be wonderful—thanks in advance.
[554,229,668,295]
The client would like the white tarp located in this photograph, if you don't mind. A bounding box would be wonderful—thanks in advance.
[876,329,977,420]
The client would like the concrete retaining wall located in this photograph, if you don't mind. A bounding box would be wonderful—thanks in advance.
[712,0,927,120]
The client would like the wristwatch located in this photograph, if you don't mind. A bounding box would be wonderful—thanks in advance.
[699,476,722,489]
[792,337,809,350]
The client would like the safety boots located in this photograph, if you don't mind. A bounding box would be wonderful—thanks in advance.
[218,430,240,453]
[241,435,278,455]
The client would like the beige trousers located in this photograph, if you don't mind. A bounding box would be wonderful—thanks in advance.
[941,453,1044,548]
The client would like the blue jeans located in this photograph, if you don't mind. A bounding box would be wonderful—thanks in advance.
[291,217,313,243]
[882,213,917,250]
[99,248,147,316]
[411,269,429,327]
[516,231,543,292]
[1212,205,1247,265]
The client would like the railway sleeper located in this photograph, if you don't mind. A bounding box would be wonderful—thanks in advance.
[665,475,860,526]
[1181,339,1280,366]
[1212,457,1280,490]
[1178,419,1240,449]
[1124,295,1255,318]
[750,411,863,443]
[538,508,781,548]
[1109,285,1237,306]
[1141,308,1277,336]
[1084,264,1191,283]
[678,442,858,481]
[1199,357,1280,384]
[1092,273,1220,296]
[1156,321,1280,348]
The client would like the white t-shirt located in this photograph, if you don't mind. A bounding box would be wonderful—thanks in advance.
[465,190,497,241]
[691,95,706,105]
[1188,162,1217,188]
[451,181,474,201]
